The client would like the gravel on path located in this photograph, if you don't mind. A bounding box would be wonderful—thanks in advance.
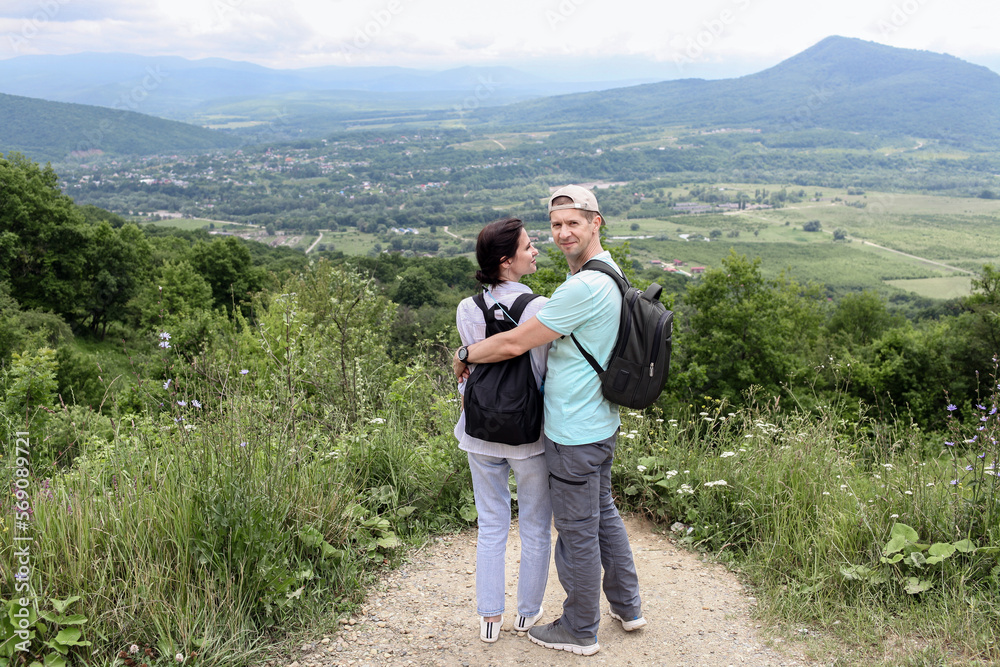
[280,516,813,667]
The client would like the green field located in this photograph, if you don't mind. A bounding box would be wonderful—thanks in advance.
[138,185,999,300]
[885,275,974,299]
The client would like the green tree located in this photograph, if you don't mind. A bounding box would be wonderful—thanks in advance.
[394,267,437,308]
[679,251,824,402]
[0,153,87,317]
[132,260,215,330]
[963,263,1000,359]
[826,290,902,349]
[189,237,265,312]
[80,222,153,337]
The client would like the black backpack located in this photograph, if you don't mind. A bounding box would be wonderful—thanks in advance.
[463,292,544,445]
[569,260,673,409]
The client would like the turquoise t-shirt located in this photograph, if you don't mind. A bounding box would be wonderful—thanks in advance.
[535,251,622,445]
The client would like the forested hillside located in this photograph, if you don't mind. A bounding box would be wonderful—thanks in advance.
[0,92,239,161]
[477,36,1000,149]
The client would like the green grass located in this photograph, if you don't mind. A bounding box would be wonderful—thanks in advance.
[612,380,1000,665]
[885,276,975,299]
[0,263,473,666]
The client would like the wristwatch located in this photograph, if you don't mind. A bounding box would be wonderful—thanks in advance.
[458,346,470,363]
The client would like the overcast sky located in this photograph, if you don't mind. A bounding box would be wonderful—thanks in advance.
[1,0,998,78]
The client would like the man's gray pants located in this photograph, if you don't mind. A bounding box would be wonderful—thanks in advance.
[543,431,642,638]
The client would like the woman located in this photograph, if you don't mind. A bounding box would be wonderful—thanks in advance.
[454,217,552,643]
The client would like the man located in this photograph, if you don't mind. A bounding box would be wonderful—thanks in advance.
[453,185,645,656]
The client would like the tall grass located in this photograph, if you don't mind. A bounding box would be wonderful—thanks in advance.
[1,262,470,666]
[614,374,1000,664]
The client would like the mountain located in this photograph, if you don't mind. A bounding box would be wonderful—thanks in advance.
[0,92,239,162]
[0,53,657,120]
[474,36,1000,149]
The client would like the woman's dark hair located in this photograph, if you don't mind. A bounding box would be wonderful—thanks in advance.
[475,217,524,288]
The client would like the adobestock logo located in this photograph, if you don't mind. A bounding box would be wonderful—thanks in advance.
[672,0,752,75]
[5,0,71,53]
[340,0,408,63]
[876,0,927,38]
[452,75,499,117]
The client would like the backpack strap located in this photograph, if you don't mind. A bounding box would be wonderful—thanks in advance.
[472,291,542,332]
[569,259,627,375]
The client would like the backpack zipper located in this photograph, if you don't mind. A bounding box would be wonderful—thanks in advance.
[648,311,670,377]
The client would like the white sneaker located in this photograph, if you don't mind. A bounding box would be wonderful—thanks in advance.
[512,606,544,632]
[480,615,503,643]
[609,610,647,631]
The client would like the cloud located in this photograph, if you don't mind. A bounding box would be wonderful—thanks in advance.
[0,0,154,22]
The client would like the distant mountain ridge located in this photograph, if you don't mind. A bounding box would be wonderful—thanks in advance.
[476,36,1000,149]
[4,36,1000,162]
[0,92,238,162]
[0,52,656,119]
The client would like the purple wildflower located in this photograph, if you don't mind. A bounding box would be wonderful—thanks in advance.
[945,441,955,447]
[163,379,172,390]
[239,442,248,447]
[177,400,186,407]
[947,404,957,412]
[240,369,249,375]
[191,399,201,408]
[950,479,959,486]
[976,404,986,411]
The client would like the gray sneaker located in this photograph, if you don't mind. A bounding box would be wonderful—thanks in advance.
[609,610,647,631]
[527,619,600,656]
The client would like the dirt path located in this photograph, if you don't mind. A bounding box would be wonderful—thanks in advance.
[280,517,812,667]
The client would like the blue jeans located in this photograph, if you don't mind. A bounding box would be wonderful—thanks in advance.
[544,431,641,638]
[467,452,552,618]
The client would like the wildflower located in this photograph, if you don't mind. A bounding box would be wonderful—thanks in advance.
[950,480,959,486]
[704,480,728,487]
[655,418,664,423]
[177,400,186,407]
[744,433,753,438]
[945,441,955,447]
[163,379,172,390]
[637,465,647,472]
[822,491,830,496]
[965,465,974,471]
[926,482,935,487]
[699,412,709,416]
[982,416,989,422]
[677,484,694,495]
[977,404,986,411]
[840,484,847,489]
[240,369,249,375]
[239,442,247,448]
[191,399,201,408]
[904,490,913,495]
[978,452,986,459]
[720,451,735,458]
[625,433,636,439]
[883,463,893,469]
[130,645,139,655]
[159,332,171,340]
[370,417,385,424]
[890,513,899,518]
[947,404,957,411]
[159,340,171,349]
[665,470,678,478]
[966,436,978,443]
[176,654,184,663]
[991,406,997,415]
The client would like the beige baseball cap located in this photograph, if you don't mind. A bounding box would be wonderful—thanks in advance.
[548,185,601,216]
